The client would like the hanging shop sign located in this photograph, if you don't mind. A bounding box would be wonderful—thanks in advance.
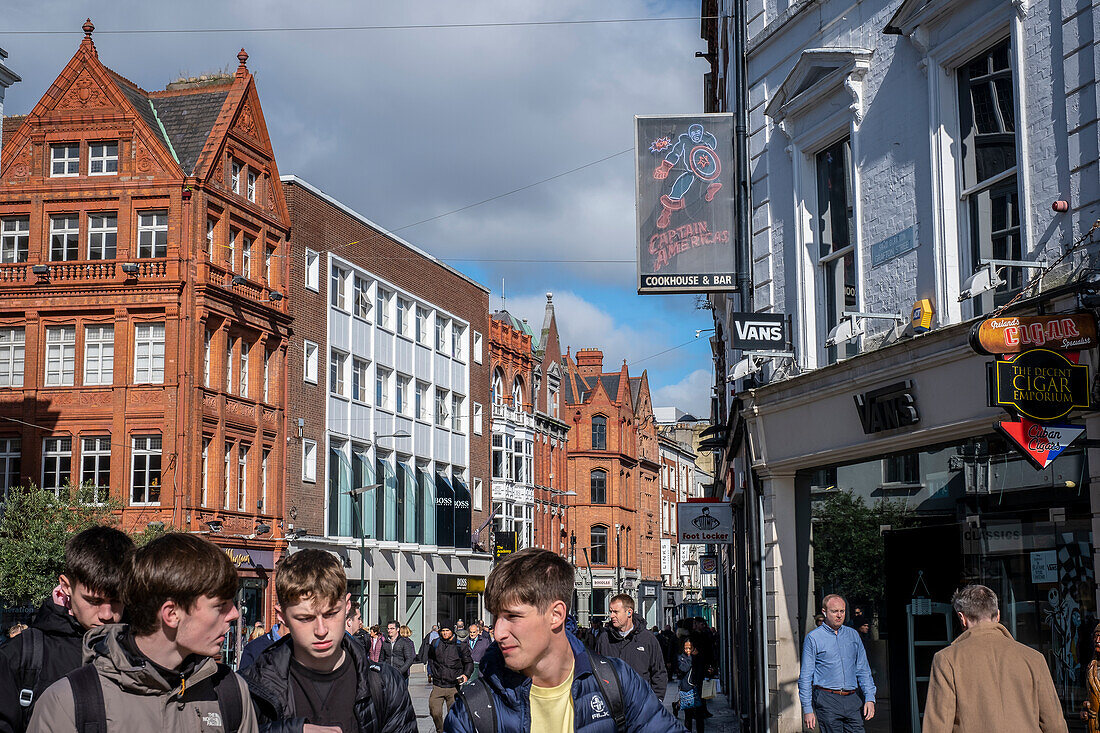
[853,380,920,434]
[994,418,1086,469]
[729,312,787,350]
[970,313,1097,355]
[699,555,718,574]
[676,501,733,544]
[911,299,935,333]
[991,349,1090,421]
[635,113,737,294]
[494,531,517,559]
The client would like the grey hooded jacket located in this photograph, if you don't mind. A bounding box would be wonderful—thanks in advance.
[26,624,258,733]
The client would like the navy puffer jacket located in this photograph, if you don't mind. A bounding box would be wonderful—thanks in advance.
[444,632,686,733]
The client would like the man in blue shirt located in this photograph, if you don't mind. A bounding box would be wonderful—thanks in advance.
[798,594,876,731]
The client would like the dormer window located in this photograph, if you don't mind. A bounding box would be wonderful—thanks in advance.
[88,142,118,176]
[51,145,79,177]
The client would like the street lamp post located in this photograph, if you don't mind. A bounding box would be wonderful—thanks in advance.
[343,483,380,614]
[548,488,576,558]
[342,430,410,617]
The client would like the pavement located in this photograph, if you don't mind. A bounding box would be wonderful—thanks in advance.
[407,663,740,732]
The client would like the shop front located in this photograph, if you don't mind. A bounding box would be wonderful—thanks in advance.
[744,310,1100,732]
[219,545,275,666]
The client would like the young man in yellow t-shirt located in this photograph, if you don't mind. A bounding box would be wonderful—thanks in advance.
[443,548,685,733]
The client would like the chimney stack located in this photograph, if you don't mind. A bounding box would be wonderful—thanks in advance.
[575,348,604,378]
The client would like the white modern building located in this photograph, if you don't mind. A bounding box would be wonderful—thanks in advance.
[283,177,493,638]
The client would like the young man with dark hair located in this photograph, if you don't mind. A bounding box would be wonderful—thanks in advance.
[445,548,684,733]
[0,525,134,733]
[427,623,472,732]
[26,532,257,732]
[596,594,668,702]
[242,549,416,733]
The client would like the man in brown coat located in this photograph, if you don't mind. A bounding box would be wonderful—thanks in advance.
[922,584,1067,733]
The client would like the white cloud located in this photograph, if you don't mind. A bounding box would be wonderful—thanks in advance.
[651,368,712,418]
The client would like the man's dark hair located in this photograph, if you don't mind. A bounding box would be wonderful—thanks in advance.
[350,600,360,614]
[485,547,573,615]
[62,525,135,598]
[387,620,398,629]
[123,534,238,636]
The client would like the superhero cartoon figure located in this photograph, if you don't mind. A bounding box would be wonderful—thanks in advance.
[652,123,723,229]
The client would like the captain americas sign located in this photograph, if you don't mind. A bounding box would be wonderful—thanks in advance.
[636,114,737,294]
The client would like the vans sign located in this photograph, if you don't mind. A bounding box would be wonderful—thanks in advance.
[729,312,787,350]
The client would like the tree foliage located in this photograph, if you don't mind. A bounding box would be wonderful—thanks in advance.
[812,491,916,607]
[0,482,119,607]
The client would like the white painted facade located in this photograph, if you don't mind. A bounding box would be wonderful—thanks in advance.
[706,0,1100,729]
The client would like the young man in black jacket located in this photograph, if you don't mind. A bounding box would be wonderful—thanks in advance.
[243,550,416,733]
[426,623,472,733]
[0,525,134,733]
[595,594,668,702]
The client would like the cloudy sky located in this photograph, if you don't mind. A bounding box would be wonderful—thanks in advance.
[2,0,716,417]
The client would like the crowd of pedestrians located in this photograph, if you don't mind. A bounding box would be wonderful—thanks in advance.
[0,527,729,732]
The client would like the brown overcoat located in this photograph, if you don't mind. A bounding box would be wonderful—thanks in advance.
[922,623,1067,733]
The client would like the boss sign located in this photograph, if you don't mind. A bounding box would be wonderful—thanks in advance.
[729,312,787,351]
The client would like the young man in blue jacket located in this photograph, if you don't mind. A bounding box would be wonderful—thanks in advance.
[444,548,685,733]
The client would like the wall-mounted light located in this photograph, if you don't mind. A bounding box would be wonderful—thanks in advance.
[32,264,50,278]
[958,259,1046,302]
[121,262,140,276]
[268,290,284,302]
[824,312,903,349]
[205,519,223,533]
[255,522,271,536]
[146,520,165,532]
[297,417,305,438]
[231,275,248,287]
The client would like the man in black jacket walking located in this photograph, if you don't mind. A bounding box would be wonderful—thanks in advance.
[595,594,668,701]
[426,623,472,733]
[242,550,416,733]
[0,526,133,733]
[381,620,416,682]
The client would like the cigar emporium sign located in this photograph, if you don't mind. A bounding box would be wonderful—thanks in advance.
[635,113,738,294]
[975,313,1094,467]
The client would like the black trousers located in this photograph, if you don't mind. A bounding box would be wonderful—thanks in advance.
[812,688,865,733]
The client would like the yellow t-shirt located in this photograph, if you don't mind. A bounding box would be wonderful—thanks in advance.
[529,663,575,733]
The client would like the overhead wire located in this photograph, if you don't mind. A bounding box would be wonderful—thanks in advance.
[3,17,716,35]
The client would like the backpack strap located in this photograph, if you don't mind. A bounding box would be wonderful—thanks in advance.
[586,651,626,732]
[67,664,106,733]
[456,677,496,733]
[212,665,243,733]
[17,627,44,722]
[365,663,387,730]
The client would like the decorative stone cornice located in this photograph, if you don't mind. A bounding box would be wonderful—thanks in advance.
[766,48,873,132]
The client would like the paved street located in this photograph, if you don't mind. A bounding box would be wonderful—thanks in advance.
[406,663,740,733]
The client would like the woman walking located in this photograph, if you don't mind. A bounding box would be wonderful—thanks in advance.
[678,639,706,732]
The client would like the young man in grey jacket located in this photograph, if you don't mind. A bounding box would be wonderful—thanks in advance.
[28,534,258,733]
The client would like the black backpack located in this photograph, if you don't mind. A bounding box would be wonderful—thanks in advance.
[457,650,626,733]
[15,627,45,730]
[65,662,244,733]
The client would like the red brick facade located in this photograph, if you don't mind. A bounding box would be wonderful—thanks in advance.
[563,348,661,607]
[0,27,290,624]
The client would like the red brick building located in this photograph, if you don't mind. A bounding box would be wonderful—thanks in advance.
[488,294,570,557]
[280,176,492,634]
[563,347,660,625]
[0,24,290,629]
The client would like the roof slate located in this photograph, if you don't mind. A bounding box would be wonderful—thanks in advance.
[599,375,620,398]
[106,72,166,150]
[151,90,230,174]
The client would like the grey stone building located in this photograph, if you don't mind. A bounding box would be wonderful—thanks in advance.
[700,0,1100,729]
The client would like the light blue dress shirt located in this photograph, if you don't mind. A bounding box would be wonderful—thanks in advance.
[797,623,876,714]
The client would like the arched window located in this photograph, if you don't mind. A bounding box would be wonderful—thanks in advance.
[590,469,607,504]
[591,415,607,450]
[491,368,505,405]
[512,376,525,409]
[590,524,608,564]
